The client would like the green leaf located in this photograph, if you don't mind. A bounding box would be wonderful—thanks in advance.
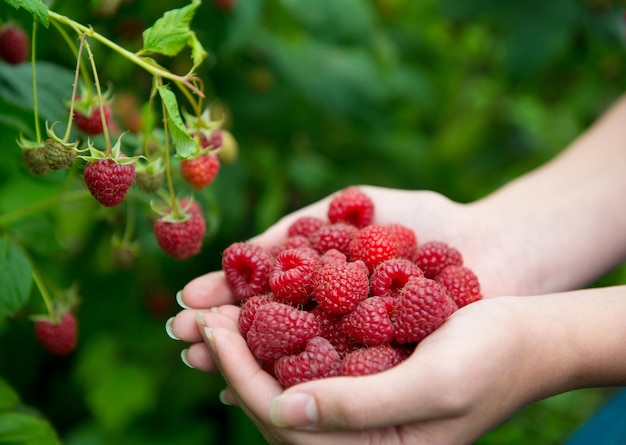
[0,377,20,411]
[0,61,75,123]
[140,0,207,67]
[1,0,49,27]
[157,86,195,158]
[0,412,60,444]
[0,236,33,321]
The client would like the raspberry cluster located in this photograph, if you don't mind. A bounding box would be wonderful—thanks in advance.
[222,186,482,388]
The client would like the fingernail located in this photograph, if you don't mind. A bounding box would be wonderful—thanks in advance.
[195,312,206,327]
[219,388,233,406]
[270,393,318,428]
[165,317,180,340]
[180,349,194,368]
[203,326,214,343]
[176,290,189,309]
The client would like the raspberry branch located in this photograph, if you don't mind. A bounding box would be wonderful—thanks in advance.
[47,10,204,100]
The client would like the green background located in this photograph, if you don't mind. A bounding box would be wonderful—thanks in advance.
[1,0,625,443]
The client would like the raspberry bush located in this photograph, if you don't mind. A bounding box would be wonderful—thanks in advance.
[0,0,622,443]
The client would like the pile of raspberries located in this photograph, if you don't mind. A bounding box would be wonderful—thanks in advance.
[221,186,482,388]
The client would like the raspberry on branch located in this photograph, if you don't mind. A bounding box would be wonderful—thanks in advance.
[153,199,207,260]
[73,97,114,136]
[33,312,78,356]
[0,23,29,65]
[180,153,221,190]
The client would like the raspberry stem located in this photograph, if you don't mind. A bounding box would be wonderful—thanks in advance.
[82,35,112,153]
[31,264,55,318]
[50,19,93,103]
[159,86,180,219]
[30,19,41,144]
[63,35,86,143]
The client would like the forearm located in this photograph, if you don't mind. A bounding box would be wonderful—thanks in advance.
[472,94,626,294]
[521,285,626,401]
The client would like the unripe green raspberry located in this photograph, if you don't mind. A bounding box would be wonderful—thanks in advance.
[43,138,77,170]
[23,147,49,175]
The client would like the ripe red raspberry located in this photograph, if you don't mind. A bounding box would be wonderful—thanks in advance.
[413,240,463,279]
[238,293,274,337]
[348,224,401,272]
[214,0,236,12]
[74,103,113,135]
[287,216,326,238]
[339,344,404,377]
[385,223,418,259]
[268,235,312,257]
[0,24,29,65]
[340,296,395,346]
[319,248,348,267]
[435,265,482,308]
[313,260,369,314]
[246,302,320,361]
[34,312,78,356]
[393,277,458,344]
[83,158,136,207]
[274,337,341,388]
[309,222,358,256]
[180,154,221,190]
[222,242,273,302]
[154,205,206,260]
[311,305,357,355]
[327,186,374,228]
[269,248,319,305]
[370,258,424,298]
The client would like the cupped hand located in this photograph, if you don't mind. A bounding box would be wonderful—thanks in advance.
[190,295,561,445]
[171,185,523,371]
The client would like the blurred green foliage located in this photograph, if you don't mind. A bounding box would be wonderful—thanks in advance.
[0,0,625,444]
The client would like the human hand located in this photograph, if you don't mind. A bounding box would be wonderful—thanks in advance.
[168,185,559,443]
[186,295,569,445]
[171,184,531,372]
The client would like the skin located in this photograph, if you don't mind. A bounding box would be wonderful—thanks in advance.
[170,93,626,444]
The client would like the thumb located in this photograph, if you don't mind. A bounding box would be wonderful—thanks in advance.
[268,359,457,431]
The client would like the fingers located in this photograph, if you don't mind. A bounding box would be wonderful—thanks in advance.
[182,342,216,372]
[167,305,241,371]
[268,346,472,432]
[197,311,284,422]
[178,271,236,309]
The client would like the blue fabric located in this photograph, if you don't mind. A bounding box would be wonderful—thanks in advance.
[565,388,626,445]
